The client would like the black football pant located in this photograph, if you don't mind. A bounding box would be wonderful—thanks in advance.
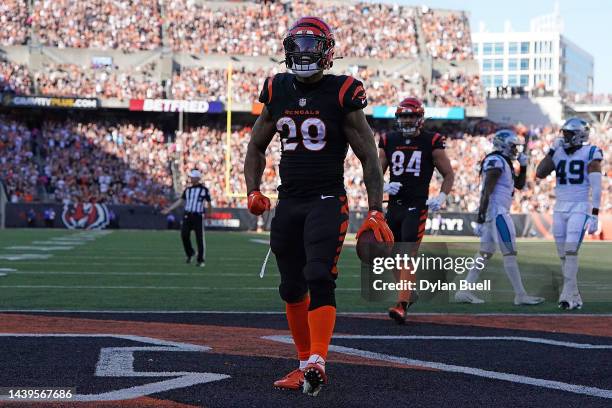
[386,202,428,248]
[386,202,429,303]
[270,195,349,310]
[181,212,205,263]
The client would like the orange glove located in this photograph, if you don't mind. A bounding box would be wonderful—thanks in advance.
[356,210,394,243]
[247,190,271,216]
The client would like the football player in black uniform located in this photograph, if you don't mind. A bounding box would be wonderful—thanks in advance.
[244,17,393,396]
[379,97,455,323]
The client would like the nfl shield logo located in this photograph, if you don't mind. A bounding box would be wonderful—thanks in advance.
[299,98,307,107]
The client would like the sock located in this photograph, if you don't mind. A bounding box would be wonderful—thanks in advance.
[394,264,414,303]
[503,255,526,296]
[308,305,336,360]
[555,257,565,293]
[563,255,579,296]
[466,252,487,284]
[285,296,311,361]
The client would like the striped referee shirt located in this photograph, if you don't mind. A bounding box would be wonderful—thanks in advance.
[181,184,211,214]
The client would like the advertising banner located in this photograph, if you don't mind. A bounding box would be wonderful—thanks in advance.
[372,105,465,120]
[2,94,99,109]
[129,99,224,113]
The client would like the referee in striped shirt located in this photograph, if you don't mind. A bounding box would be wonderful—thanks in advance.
[162,170,212,267]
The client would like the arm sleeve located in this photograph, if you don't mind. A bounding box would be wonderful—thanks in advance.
[589,172,602,210]
[339,76,368,114]
[258,75,275,106]
[204,188,211,202]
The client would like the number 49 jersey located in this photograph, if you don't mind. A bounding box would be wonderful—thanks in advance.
[551,144,603,211]
[259,72,367,198]
[378,130,445,205]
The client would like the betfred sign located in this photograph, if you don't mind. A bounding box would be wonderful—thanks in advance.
[129,99,224,113]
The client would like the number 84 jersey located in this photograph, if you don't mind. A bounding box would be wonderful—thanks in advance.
[379,130,445,205]
[551,144,603,212]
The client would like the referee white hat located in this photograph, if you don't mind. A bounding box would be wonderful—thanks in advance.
[189,169,201,179]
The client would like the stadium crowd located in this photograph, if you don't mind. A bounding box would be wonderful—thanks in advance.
[0,116,174,206]
[31,0,162,50]
[0,57,482,107]
[0,58,33,94]
[165,0,419,58]
[2,116,609,214]
[33,62,163,100]
[0,0,29,46]
[428,71,485,107]
[4,0,474,64]
[420,8,472,60]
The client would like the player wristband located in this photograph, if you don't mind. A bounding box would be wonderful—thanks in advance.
[592,208,599,216]
[369,206,383,212]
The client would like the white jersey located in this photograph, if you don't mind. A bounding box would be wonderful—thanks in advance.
[551,144,603,212]
[481,153,515,217]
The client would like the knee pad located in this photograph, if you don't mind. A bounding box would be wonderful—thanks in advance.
[308,279,336,310]
[279,281,308,303]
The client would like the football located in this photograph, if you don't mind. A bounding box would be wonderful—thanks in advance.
[356,229,392,264]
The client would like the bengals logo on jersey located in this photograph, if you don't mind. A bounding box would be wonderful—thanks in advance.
[62,202,110,230]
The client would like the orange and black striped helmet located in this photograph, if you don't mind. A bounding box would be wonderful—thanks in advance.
[283,17,335,77]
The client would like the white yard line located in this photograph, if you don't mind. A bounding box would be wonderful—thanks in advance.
[264,334,612,399]
[329,334,612,349]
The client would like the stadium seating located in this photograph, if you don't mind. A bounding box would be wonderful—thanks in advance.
[2,0,609,214]
[1,115,609,212]
[0,0,29,46]
[31,0,162,50]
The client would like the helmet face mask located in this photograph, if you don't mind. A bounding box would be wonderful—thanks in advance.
[560,118,590,149]
[394,98,425,137]
[283,18,335,78]
[492,129,522,159]
[395,113,422,136]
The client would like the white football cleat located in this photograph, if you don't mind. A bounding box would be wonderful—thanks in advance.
[454,290,485,304]
[302,354,327,397]
[514,294,544,306]
[559,293,583,310]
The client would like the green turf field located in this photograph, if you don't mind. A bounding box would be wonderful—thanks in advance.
[0,229,610,313]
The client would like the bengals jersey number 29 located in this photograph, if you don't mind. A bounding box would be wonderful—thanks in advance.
[259,73,367,198]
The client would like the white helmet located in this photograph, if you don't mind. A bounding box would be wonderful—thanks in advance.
[492,129,522,159]
[561,117,590,149]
